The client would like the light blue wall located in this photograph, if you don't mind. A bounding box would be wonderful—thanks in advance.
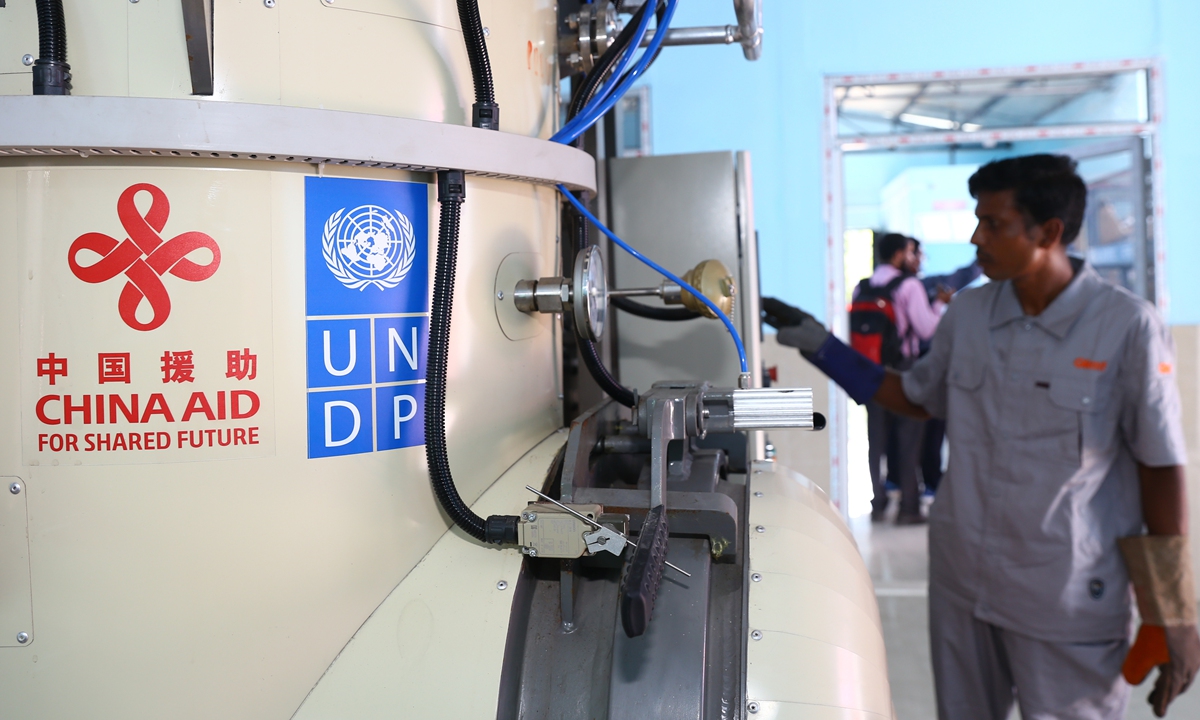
[643,0,1200,323]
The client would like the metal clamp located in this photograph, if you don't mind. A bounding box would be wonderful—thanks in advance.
[562,1,619,73]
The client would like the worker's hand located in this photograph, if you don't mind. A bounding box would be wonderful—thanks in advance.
[774,315,830,355]
[1149,625,1200,717]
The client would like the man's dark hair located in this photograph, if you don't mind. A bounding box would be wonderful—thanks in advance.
[968,154,1087,244]
[876,232,912,265]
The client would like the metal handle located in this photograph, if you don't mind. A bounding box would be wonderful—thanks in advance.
[620,505,670,638]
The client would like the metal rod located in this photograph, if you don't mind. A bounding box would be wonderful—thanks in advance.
[606,287,662,298]
[525,486,692,577]
[639,25,739,47]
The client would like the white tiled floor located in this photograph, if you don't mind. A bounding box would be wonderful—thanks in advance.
[852,507,1200,720]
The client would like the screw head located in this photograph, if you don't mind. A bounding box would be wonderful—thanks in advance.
[527,548,538,557]
[10,482,21,495]
[755,525,766,533]
[16,632,29,644]
[22,54,34,67]
[751,573,762,582]
[754,491,763,498]
[482,27,491,37]
[747,701,761,714]
[496,290,505,300]
[497,580,508,591]
[750,629,763,641]
[129,0,139,3]
[525,512,537,522]
[264,0,276,5]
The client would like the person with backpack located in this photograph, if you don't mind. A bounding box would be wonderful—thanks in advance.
[851,232,950,524]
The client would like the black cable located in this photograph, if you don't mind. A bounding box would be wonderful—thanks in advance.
[610,295,700,321]
[568,195,638,407]
[426,172,518,545]
[33,0,71,95]
[456,0,499,130]
[567,1,654,122]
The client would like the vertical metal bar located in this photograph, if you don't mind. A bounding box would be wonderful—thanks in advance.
[180,0,214,96]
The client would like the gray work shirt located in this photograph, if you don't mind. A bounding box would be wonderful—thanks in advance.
[903,260,1187,642]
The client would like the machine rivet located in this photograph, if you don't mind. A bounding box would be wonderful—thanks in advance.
[497,580,508,591]
[264,0,276,6]
[523,512,537,522]
[129,0,139,3]
[497,290,504,300]
[10,482,21,495]
[755,525,766,533]
[747,701,760,714]
[22,54,34,67]
[527,548,538,557]
[751,573,762,582]
[750,630,763,641]
[753,491,763,498]
[16,632,29,644]
[483,27,491,37]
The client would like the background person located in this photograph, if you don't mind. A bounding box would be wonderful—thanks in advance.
[854,233,946,524]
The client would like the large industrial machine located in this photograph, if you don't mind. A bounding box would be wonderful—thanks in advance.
[0,1,892,718]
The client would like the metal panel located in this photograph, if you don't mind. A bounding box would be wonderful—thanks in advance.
[180,0,214,96]
[608,152,758,392]
[608,538,712,720]
[0,476,32,648]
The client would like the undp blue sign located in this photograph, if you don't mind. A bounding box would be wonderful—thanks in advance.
[304,177,430,459]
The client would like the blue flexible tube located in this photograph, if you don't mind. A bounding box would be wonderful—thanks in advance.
[553,0,677,144]
[559,186,749,374]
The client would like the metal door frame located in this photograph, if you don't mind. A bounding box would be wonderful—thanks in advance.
[820,58,1164,516]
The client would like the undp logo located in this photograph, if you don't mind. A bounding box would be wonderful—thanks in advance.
[304,177,430,460]
[322,204,416,291]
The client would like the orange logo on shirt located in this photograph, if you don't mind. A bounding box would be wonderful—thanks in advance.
[1074,358,1108,371]
[1160,363,1174,375]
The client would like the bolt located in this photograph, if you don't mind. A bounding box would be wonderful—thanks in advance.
[754,491,763,498]
[497,580,508,591]
[747,701,761,714]
[496,290,504,300]
[525,512,537,522]
[751,573,762,582]
[10,482,21,495]
[16,632,29,644]
[750,630,763,641]
[22,54,34,67]
[528,548,538,557]
[755,525,766,533]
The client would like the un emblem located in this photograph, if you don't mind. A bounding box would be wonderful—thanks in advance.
[321,204,416,291]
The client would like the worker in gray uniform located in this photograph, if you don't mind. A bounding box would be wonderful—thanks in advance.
[769,154,1200,718]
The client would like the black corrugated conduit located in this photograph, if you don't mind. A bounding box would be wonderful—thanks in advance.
[33,0,71,95]
[456,0,499,130]
[426,172,519,545]
[423,1,518,545]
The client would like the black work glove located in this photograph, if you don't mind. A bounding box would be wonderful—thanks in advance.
[762,297,830,355]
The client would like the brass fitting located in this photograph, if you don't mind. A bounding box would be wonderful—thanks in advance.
[680,259,736,319]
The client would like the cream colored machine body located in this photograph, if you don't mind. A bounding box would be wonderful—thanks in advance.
[0,2,890,718]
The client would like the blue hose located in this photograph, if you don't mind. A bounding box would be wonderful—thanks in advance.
[553,0,677,144]
[559,186,749,374]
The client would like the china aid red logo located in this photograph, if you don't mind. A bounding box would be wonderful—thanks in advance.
[68,183,221,331]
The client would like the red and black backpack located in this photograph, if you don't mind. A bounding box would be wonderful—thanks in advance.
[849,275,910,368]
